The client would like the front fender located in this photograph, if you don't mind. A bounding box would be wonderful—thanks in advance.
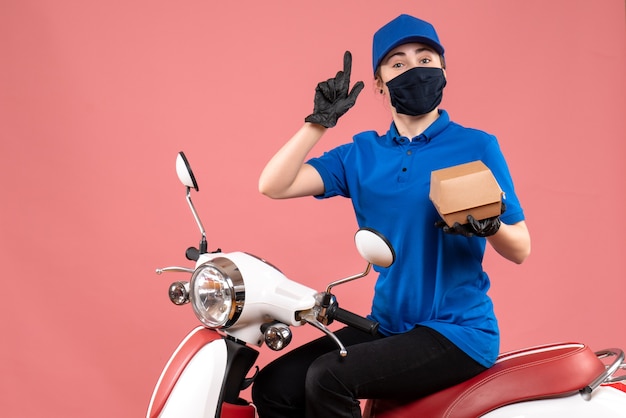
[147,327,226,418]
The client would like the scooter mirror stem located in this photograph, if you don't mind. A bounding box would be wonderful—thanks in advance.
[185,186,208,253]
[325,263,372,295]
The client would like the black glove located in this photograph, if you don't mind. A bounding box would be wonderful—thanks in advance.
[305,51,364,128]
[435,202,506,238]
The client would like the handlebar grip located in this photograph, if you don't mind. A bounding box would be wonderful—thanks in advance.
[332,307,379,336]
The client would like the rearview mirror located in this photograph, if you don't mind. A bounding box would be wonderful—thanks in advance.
[354,228,395,268]
[176,152,199,191]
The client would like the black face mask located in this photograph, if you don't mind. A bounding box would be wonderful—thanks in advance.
[386,67,447,116]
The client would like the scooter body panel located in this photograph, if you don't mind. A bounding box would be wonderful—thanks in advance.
[482,386,626,417]
[147,327,227,418]
[195,251,317,346]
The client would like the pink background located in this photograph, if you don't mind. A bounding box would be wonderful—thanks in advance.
[1,1,625,416]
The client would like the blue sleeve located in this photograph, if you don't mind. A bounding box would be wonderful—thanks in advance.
[306,143,353,199]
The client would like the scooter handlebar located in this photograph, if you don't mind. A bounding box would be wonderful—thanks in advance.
[331,306,379,336]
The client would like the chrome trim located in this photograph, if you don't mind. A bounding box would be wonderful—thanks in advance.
[185,187,207,248]
[325,263,372,294]
[580,348,625,400]
[301,311,347,357]
[168,281,190,305]
[605,353,626,384]
[156,266,195,274]
[197,257,245,328]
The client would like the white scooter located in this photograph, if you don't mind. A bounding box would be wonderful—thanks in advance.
[147,152,626,418]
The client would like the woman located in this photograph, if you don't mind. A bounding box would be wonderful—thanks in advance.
[253,14,531,418]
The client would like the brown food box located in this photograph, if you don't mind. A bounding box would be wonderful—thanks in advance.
[429,161,503,227]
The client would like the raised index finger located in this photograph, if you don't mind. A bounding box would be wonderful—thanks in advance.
[334,50,353,93]
[342,50,353,79]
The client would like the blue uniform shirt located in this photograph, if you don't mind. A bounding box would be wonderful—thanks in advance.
[306,110,525,367]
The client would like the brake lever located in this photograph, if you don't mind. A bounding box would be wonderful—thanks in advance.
[155,266,195,274]
[301,311,347,357]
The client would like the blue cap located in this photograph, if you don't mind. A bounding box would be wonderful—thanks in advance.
[372,14,444,74]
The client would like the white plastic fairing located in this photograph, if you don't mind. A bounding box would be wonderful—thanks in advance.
[482,385,626,418]
[196,251,317,346]
[158,339,228,418]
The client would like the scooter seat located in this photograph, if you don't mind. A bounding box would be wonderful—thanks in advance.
[364,342,606,418]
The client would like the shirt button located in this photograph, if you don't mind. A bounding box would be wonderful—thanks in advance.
[407,150,412,155]
[402,167,407,172]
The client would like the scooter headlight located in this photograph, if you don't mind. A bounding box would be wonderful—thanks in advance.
[189,257,244,328]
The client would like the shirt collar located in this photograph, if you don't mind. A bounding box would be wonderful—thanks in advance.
[389,109,450,144]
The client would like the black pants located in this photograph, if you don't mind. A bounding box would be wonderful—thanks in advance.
[251,326,487,418]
